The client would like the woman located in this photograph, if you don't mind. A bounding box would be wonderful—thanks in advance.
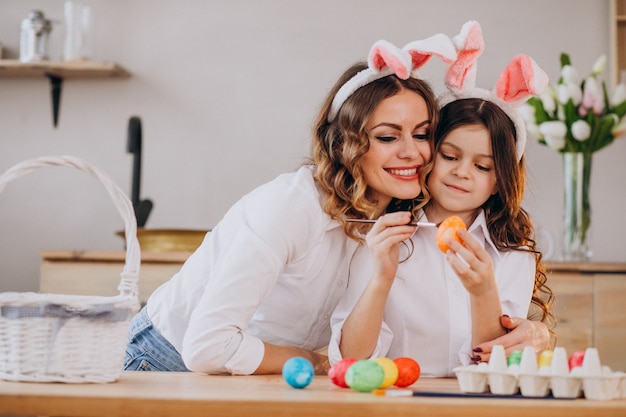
[124,37,451,375]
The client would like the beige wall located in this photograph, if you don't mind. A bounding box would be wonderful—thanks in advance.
[0,0,623,292]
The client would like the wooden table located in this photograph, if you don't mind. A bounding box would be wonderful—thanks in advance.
[0,372,625,417]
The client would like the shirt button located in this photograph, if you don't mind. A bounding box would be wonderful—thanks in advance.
[323,314,329,320]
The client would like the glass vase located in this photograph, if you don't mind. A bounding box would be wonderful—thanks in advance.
[561,152,592,261]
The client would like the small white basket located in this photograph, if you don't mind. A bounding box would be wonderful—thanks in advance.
[0,156,140,383]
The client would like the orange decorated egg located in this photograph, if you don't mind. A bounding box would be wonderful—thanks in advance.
[393,357,420,387]
[436,215,467,253]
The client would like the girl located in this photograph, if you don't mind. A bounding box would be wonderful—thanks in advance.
[329,22,554,377]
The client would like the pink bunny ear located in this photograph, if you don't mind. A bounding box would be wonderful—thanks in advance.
[368,40,412,80]
[445,20,484,91]
[495,54,549,104]
[403,33,457,74]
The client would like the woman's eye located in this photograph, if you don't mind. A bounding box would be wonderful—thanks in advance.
[374,136,397,143]
[413,133,429,140]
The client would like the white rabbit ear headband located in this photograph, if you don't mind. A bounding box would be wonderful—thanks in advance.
[327,34,457,123]
[438,20,549,161]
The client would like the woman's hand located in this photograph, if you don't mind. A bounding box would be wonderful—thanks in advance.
[366,211,416,285]
[471,316,551,362]
[338,211,416,360]
[256,344,331,375]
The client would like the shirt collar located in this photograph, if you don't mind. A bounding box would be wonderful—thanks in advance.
[466,210,501,260]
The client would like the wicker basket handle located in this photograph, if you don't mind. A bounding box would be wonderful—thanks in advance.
[0,155,140,299]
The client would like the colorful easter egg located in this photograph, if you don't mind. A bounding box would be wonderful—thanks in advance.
[393,357,421,387]
[507,350,523,366]
[568,350,585,370]
[345,360,385,392]
[436,216,467,253]
[282,357,314,389]
[537,349,554,369]
[373,357,399,388]
[328,358,357,388]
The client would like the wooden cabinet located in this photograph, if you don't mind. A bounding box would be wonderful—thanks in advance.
[547,262,626,371]
[611,0,626,84]
[39,250,188,306]
[39,253,626,371]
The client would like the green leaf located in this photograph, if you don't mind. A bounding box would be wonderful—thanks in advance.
[612,100,626,118]
[527,97,551,124]
[602,80,611,111]
[563,99,578,126]
[560,53,571,68]
[592,115,616,152]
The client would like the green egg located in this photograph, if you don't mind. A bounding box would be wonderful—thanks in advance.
[507,350,523,366]
[344,360,385,392]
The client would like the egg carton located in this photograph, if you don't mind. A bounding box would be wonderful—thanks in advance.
[453,345,626,400]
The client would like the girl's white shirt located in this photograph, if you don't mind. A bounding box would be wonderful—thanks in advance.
[147,166,359,375]
[328,210,535,377]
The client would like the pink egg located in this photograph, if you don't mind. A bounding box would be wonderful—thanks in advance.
[328,358,357,388]
[568,350,585,370]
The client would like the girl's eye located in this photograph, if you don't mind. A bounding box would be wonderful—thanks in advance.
[475,164,492,172]
[441,153,456,161]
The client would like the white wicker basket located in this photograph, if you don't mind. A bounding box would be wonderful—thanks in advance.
[0,156,140,383]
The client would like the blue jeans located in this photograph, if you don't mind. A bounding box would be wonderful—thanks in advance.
[123,307,190,372]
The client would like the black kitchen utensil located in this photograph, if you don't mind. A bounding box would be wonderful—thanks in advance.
[127,116,153,228]
[48,74,63,128]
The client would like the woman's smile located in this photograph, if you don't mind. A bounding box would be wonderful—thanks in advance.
[386,165,421,180]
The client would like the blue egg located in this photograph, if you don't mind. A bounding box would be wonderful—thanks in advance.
[282,357,314,389]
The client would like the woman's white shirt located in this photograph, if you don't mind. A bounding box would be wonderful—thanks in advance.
[147,166,358,375]
[328,210,535,377]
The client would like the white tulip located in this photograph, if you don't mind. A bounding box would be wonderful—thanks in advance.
[526,123,541,140]
[558,82,582,106]
[571,120,591,141]
[592,55,607,76]
[557,105,566,121]
[611,83,626,106]
[539,121,567,150]
[540,89,556,113]
[561,65,580,85]
[518,103,536,124]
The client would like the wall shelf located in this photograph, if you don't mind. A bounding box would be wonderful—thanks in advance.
[0,60,130,79]
[0,60,130,127]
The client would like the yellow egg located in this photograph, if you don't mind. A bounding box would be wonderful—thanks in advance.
[373,357,399,389]
[538,350,554,369]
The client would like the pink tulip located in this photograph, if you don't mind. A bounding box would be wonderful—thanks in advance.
[580,77,604,116]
